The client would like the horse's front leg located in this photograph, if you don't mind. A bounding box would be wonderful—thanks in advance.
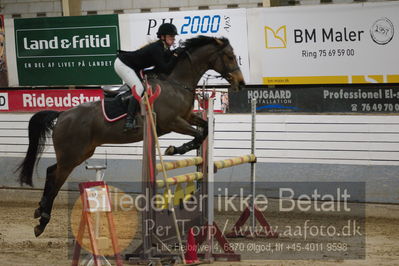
[164,114,207,155]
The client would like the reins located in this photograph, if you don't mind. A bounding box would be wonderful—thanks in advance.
[145,38,240,96]
[184,40,240,83]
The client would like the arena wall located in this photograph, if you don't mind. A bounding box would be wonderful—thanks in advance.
[1,2,398,204]
[1,112,398,203]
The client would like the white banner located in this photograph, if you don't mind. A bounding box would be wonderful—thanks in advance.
[253,2,399,85]
[118,9,250,85]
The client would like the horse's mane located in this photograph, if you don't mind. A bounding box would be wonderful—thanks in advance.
[181,35,229,51]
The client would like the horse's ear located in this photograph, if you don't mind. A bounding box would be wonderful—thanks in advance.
[215,38,224,46]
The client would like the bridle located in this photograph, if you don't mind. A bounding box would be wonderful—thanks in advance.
[144,41,242,97]
[185,41,241,82]
[210,44,241,81]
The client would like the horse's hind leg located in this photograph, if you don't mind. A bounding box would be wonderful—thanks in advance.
[34,164,57,219]
[34,146,95,237]
[34,163,76,237]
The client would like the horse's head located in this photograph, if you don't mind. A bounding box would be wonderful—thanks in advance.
[175,36,245,91]
[209,38,245,91]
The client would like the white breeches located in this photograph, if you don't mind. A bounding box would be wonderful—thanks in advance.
[114,58,144,96]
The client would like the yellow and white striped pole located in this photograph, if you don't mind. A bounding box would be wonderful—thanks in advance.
[156,156,203,172]
[214,154,256,171]
[156,172,203,188]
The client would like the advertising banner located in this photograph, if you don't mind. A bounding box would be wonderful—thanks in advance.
[258,2,399,85]
[119,8,250,85]
[14,15,121,86]
[0,89,102,112]
[0,15,8,87]
[229,85,399,113]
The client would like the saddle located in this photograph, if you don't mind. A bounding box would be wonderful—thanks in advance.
[102,71,157,122]
[101,84,136,122]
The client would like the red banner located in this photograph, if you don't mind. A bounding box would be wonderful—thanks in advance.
[0,89,103,112]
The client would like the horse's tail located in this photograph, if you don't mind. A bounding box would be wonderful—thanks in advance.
[16,110,61,186]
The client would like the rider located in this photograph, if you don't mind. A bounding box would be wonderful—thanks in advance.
[114,23,183,131]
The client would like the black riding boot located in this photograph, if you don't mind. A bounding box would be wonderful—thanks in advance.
[124,97,139,131]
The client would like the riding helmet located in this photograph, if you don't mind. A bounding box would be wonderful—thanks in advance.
[157,23,178,36]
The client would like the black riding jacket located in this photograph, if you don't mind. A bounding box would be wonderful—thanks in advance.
[117,40,178,75]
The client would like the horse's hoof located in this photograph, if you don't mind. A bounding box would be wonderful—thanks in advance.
[34,208,41,219]
[34,225,44,237]
[165,146,176,155]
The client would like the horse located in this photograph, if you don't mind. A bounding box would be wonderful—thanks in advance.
[16,36,245,237]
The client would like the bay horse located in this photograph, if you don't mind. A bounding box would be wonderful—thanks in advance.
[17,36,245,237]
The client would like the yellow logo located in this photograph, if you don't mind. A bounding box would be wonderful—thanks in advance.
[265,25,287,49]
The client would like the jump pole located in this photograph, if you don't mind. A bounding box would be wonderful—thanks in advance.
[250,98,256,233]
[125,84,186,265]
[224,98,278,238]
[128,90,242,263]
[205,98,215,261]
[194,96,241,262]
[144,88,186,264]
